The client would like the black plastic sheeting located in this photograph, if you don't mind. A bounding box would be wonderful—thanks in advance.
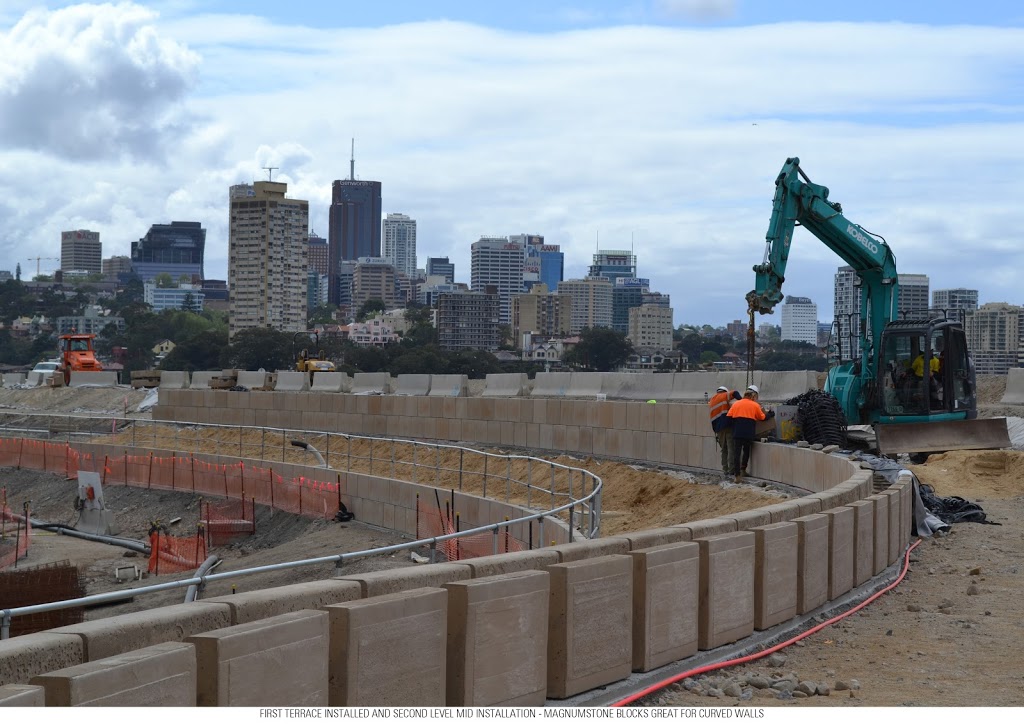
[784,389,848,447]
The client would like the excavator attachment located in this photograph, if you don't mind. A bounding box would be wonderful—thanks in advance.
[875,418,1011,456]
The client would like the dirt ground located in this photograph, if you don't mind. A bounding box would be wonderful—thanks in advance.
[3,377,1024,706]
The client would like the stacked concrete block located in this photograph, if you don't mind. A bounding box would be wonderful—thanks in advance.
[847,499,875,586]
[548,538,630,563]
[674,517,738,540]
[338,562,471,598]
[629,542,700,671]
[752,523,798,630]
[697,532,755,649]
[614,527,692,551]
[0,633,84,687]
[201,580,363,625]
[458,549,561,578]
[882,488,903,565]
[0,684,45,706]
[30,642,196,707]
[727,509,772,531]
[326,588,447,706]
[794,514,829,615]
[546,556,633,699]
[444,571,549,706]
[187,610,328,706]
[825,507,855,600]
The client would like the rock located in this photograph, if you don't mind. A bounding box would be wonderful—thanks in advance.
[907,603,922,612]
[810,443,823,450]
[969,566,983,576]
[767,653,788,668]
[796,681,817,696]
[985,611,993,616]
[851,679,861,691]
[909,552,922,563]
[771,680,796,693]
[822,445,839,453]
[835,681,851,691]
[938,599,954,609]
[739,689,753,702]
[967,584,980,595]
[747,675,771,689]
[755,688,776,700]
[792,690,808,698]
[122,550,138,558]
[707,688,725,699]
[816,684,831,697]
[723,682,744,698]
[825,669,836,678]
[775,690,793,701]
[682,677,697,690]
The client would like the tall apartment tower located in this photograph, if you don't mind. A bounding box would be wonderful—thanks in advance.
[933,288,978,313]
[437,289,501,351]
[426,257,455,283]
[833,266,860,360]
[228,181,309,338]
[557,278,613,334]
[512,284,572,340]
[131,221,206,282]
[382,213,417,278]
[307,232,329,276]
[780,296,818,345]
[61,230,102,274]
[352,257,398,311]
[965,302,1023,374]
[628,304,674,351]
[897,274,929,318]
[328,147,382,304]
[470,236,526,326]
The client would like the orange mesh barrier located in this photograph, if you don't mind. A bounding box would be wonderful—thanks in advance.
[202,498,256,546]
[147,529,207,575]
[0,438,19,468]
[415,498,525,561]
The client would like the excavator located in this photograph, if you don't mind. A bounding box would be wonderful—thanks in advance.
[55,332,104,386]
[746,157,1009,457]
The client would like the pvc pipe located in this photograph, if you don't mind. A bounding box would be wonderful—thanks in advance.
[184,555,221,603]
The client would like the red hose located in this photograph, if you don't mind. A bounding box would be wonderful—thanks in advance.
[611,538,922,707]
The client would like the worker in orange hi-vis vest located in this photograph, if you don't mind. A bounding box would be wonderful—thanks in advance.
[708,385,741,475]
[727,385,775,483]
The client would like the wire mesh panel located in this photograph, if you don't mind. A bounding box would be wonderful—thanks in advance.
[0,561,85,636]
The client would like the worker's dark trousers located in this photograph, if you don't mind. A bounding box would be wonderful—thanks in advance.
[732,438,753,475]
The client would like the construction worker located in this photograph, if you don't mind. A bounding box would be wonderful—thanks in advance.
[727,384,774,482]
[708,384,741,475]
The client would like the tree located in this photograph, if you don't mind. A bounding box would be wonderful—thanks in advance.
[222,328,295,371]
[309,304,339,326]
[562,327,634,372]
[160,329,228,371]
[154,272,175,288]
[356,298,387,322]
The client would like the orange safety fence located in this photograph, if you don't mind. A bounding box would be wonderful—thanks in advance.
[148,528,207,575]
[414,498,525,562]
[202,498,256,547]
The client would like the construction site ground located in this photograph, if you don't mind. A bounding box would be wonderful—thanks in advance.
[1,376,1022,707]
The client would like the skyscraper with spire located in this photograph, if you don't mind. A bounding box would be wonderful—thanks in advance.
[328,140,382,304]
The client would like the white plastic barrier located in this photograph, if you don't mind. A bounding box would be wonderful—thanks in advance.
[1001,368,1024,405]
[1,373,26,388]
[68,371,119,387]
[236,371,269,390]
[189,371,220,389]
[395,374,431,396]
[616,372,675,401]
[566,372,604,398]
[311,372,349,393]
[274,371,311,392]
[158,371,190,390]
[427,374,468,397]
[482,373,528,397]
[531,372,571,397]
[351,373,392,395]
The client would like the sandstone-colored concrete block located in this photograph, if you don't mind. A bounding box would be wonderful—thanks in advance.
[547,538,630,563]
[459,549,560,578]
[326,588,447,706]
[188,610,328,706]
[0,684,45,706]
[674,517,738,540]
[698,532,755,649]
[202,580,363,624]
[727,509,772,531]
[337,563,472,598]
[752,523,798,631]
[848,500,875,586]
[547,556,633,699]
[30,642,196,707]
[445,571,549,706]
[883,488,902,566]
[759,501,801,524]
[615,527,692,550]
[49,603,232,662]
[630,542,699,672]
[866,494,889,575]
[825,507,855,600]
[793,513,829,615]
[0,633,84,687]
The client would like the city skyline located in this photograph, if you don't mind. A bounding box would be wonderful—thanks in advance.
[1,2,1021,326]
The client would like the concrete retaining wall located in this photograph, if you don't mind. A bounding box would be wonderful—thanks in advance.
[629,542,699,672]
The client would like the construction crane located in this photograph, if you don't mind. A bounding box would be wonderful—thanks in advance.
[26,257,60,276]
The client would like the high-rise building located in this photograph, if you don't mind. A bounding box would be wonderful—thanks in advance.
[437,289,501,351]
[898,274,929,318]
[780,296,818,345]
[328,151,382,304]
[588,250,636,285]
[833,266,860,360]
[426,257,455,283]
[965,302,1023,374]
[61,229,102,275]
[102,255,132,281]
[557,278,613,334]
[307,232,329,276]
[512,284,572,340]
[130,221,206,282]
[628,304,674,351]
[144,282,205,313]
[932,288,978,313]
[307,272,329,311]
[511,234,563,292]
[383,213,417,279]
[470,236,526,326]
[227,181,309,338]
[611,278,653,334]
[351,257,398,311]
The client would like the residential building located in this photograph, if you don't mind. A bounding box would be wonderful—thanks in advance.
[557,278,613,334]
[898,274,930,318]
[144,281,205,312]
[520,333,577,365]
[780,296,818,345]
[611,278,656,334]
[425,257,455,283]
[965,302,1023,374]
[61,229,102,275]
[419,277,468,307]
[307,233,329,276]
[328,158,382,304]
[628,303,674,351]
[344,318,399,348]
[102,255,132,281]
[437,288,501,351]
[470,236,526,326]
[624,349,684,371]
[833,266,860,360]
[307,272,329,311]
[227,181,309,338]
[56,306,124,335]
[588,250,636,285]
[351,257,398,311]
[512,284,572,340]
[932,288,979,313]
[726,320,748,341]
[383,213,417,278]
[130,221,206,282]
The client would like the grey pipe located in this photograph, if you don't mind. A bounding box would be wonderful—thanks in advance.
[23,516,150,554]
[184,555,220,603]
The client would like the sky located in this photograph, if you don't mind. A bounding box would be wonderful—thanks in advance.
[1,1,1022,328]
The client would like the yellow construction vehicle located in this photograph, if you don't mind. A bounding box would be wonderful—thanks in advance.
[294,331,336,384]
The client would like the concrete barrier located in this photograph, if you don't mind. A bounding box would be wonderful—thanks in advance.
[566,372,604,398]
[236,371,269,390]
[201,580,362,625]
[531,372,571,397]
[1,373,26,388]
[189,371,219,389]
[0,633,84,687]
[30,642,196,707]
[159,371,190,389]
[752,523,798,631]
[395,374,431,396]
[698,532,755,650]
[444,571,549,706]
[482,373,528,397]
[326,588,447,706]
[629,542,699,672]
[273,371,310,392]
[311,372,348,392]
[68,371,119,387]
[25,371,44,387]
[0,684,45,706]
[351,372,391,395]
[617,373,675,401]
[428,374,468,397]
[1001,367,1024,404]
[188,610,329,706]
[546,555,633,699]
[670,372,716,400]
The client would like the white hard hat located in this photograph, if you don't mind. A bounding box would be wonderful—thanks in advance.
[747,384,760,394]
[716,386,728,392]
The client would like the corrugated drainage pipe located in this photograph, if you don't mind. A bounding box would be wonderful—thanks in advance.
[17,514,151,554]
